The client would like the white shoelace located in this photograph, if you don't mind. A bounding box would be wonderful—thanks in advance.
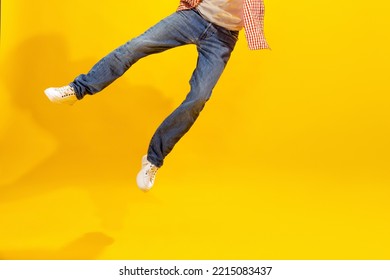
[147,165,158,184]
[59,86,75,98]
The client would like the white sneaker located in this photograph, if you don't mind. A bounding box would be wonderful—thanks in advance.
[136,155,159,191]
[44,85,78,105]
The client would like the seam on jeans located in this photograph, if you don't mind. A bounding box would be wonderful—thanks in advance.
[198,23,214,42]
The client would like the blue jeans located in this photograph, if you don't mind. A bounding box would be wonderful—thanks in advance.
[70,9,238,167]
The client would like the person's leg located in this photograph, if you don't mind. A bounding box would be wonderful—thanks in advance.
[147,16,239,168]
[69,11,198,99]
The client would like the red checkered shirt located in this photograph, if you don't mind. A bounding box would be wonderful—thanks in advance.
[177,0,269,50]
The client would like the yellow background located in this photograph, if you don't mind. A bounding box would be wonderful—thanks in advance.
[1,0,389,259]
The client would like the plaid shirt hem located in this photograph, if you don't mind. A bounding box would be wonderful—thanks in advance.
[177,0,270,50]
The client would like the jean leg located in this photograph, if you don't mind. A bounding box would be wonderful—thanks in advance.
[147,25,237,167]
[70,12,194,99]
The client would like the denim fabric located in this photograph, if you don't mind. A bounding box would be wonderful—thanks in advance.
[70,9,238,167]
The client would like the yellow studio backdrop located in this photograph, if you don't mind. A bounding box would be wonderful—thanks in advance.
[0,0,389,259]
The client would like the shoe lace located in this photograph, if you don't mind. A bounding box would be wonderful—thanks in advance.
[59,86,75,98]
[146,165,158,184]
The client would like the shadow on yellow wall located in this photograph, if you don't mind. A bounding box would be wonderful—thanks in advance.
[0,35,179,244]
